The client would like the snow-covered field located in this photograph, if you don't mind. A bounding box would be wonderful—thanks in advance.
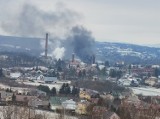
[0,83,10,89]
[131,87,160,96]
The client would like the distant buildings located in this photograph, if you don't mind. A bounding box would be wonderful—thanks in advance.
[79,89,99,101]
[76,100,91,115]
[145,77,158,86]
[49,96,68,110]
[62,99,76,110]
[0,90,13,101]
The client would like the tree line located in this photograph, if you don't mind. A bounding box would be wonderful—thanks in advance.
[37,83,79,96]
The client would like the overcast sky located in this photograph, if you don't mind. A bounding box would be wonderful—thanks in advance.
[0,0,160,45]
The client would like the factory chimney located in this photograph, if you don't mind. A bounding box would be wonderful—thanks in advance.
[72,53,75,62]
[92,54,95,64]
[45,33,48,58]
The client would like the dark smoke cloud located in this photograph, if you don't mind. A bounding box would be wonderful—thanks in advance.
[0,3,95,62]
[64,26,95,63]
[1,3,79,37]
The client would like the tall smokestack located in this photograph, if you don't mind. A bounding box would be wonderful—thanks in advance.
[45,33,48,58]
[92,54,95,64]
[72,53,75,62]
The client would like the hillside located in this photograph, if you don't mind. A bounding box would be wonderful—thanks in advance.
[0,35,160,64]
[0,35,43,56]
[96,42,160,64]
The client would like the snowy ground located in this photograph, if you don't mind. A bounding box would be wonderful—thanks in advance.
[130,86,160,96]
[0,83,10,89]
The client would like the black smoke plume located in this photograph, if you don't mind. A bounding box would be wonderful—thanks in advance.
[0,3,95,62]
[64,26,95,63]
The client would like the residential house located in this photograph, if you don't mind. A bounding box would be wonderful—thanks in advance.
[10,72,21,79]
[152,65,160,68]
[131,67,154,76]
[79,89,99,100]
[122,95,141,107]
[100,94,114,102]
[11,87,30,95]
[0,91,13,101]
[15,95,37,104]
[69,60,80,69]
[44,77,57,83]
[49,97,68,110]
[145,77,158,86]
[92,75,99,81]
[37,75,57,84]
[62,99,76,111]
[37,75,45,83]
[118,78,131,86]
[28,98,49,109]
[76,100,91,115]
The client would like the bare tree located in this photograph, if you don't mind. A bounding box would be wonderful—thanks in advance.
[0,106,14,119]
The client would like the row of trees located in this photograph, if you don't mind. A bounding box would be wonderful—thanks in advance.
[109,69,123,79]
[59,84,79,96]
[37,85,56,95]
[0,68,3,77]
[37,83,80,96]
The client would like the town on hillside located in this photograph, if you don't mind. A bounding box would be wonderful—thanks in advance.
[0,51,160,119]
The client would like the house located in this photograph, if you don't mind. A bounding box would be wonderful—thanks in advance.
[152,65,160,68]
[122,95,141,107]
[15,95,37,104]
[92,75,99,81]
[28,98,49,109]
[44,77,57,83]
[100,94,114,102]
[0,91,13,101]
[62,99,76,111]
[79,90,90,100]
[76,100,91,115]
[118,78,131,86]
[37,75,45,83]
[69,60,80,68]
[49,97,68,110]
[36,75,57,84]
[79,89,99,100]
[145,77,158,86]
[10,72,21,79]
[11,87,30,95]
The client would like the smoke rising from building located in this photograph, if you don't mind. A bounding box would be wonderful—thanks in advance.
[52,47,65,60]
[64,26,95,63]
[0,2,95,62]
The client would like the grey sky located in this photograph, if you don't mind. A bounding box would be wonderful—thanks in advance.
[0,0,160,45]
